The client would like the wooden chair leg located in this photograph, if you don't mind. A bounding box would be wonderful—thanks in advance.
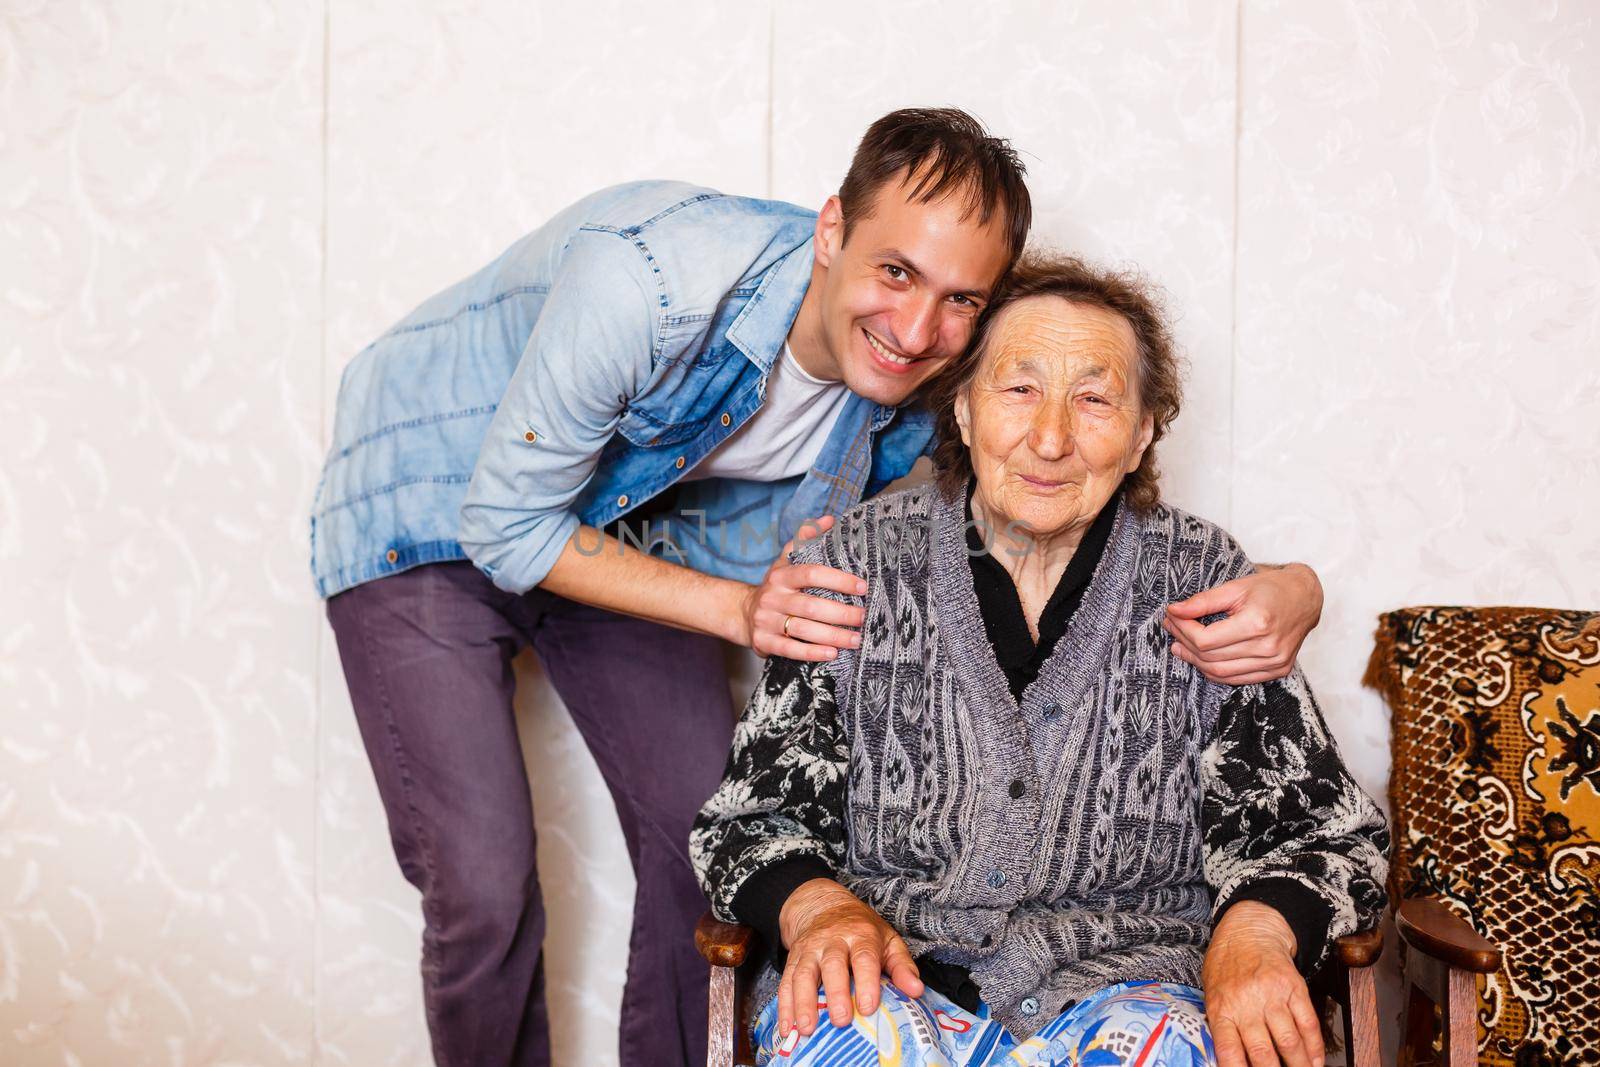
[1440,968,1477,1067]
[1340,962,1382,1067]
[1398,950,1487,1064]
[697,913,756,1067]
[1317,927,1384,1067]
[706,965,738,1067]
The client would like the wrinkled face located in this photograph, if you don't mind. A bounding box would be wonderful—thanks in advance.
[955,296,1155,541]
[814,172,1013,406]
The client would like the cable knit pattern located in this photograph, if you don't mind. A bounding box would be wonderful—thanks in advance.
[691,482,1389,1039]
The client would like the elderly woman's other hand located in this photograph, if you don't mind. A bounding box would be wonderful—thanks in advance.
[776,877,924,1037]
[1162,562,1325,685]
[1202,901,1325,1067]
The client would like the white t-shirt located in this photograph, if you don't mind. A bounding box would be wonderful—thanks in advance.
[681,343,853,483]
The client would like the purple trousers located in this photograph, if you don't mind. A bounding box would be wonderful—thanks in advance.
[326,560,734,1067]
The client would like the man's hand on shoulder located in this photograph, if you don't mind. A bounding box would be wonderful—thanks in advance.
[742,514,868,661]
[1162,563,1323,685]
[776,877,922,1037]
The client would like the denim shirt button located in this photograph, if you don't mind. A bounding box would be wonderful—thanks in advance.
[385,549,398,564]
[1020,997,1040,1016]
[523,430,537,443]
[616,494,629,509]
[720,412,732,427]
[986,869,1006,889]
[674,456,686,469]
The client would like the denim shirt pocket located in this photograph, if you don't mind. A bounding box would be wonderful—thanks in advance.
[616,338,752,448]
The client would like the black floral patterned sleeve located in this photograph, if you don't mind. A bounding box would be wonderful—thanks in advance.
[689,654,850,926]
[1200,668,1392,973]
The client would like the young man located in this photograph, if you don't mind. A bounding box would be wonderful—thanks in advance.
[310,109,1322,1067]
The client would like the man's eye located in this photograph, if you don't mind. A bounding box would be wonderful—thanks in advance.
[951,294,973,306]
[884,265,907,281]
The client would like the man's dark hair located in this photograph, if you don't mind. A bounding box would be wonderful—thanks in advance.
[839,108,1031,265]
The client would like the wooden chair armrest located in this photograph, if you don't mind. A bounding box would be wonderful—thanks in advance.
[1396,897,1501,974]
[1331,926,1383,969]
[696,911,755,969]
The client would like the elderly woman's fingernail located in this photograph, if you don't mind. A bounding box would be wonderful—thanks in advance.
[851,634,862,647]
[856,579,867,594]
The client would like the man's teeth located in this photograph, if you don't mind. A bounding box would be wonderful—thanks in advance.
[866,332,913,365]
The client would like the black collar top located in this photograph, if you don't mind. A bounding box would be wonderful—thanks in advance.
[964,484,1121,702]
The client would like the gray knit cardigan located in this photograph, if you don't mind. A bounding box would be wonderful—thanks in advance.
[690,481,1389,1039]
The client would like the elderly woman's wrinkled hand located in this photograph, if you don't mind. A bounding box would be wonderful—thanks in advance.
[776,877,924,1037]
[1202,901,1325,1067]
[1163,562,1325,685]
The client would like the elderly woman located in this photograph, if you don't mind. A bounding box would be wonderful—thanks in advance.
[690,254,1389,1067]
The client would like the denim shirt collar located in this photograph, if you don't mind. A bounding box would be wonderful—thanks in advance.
[727,237,816,376]
[727,235,899,431]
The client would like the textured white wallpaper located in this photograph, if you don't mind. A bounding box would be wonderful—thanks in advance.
[2,1,1596,1065]
[1234,0,1600,796]
[0,2,326,1064]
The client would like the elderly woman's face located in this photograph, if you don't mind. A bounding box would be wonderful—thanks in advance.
[955,296,1155,540]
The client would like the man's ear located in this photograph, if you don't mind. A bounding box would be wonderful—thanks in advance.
[954,388,974,448]
[814,195,844,269]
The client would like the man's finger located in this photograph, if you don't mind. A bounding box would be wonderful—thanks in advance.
[1165,618,1277,661]
[788,513,836,552]
[1171,640,1288,676]
[782,563,867,597]
[819,949,854,1028]
[1164,611,1268,654]
[849,947,884,1015]
[1175,650,1285,674]
[1172,644,1290,681]
[761,636,840,663]
[779,614,863,651]
[785,591,867,630]
[1165,581,1242,621]
[1171,640,1292,682]
[1196,667,1287,687]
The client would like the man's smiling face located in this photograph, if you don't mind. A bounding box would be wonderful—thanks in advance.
[810,170,1014,406]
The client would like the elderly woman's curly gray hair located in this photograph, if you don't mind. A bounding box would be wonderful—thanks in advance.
[924,252,1184,513]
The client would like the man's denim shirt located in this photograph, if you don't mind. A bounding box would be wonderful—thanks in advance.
[310,181,935,599]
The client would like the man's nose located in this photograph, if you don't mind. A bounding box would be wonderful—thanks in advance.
[891,295,943,355]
